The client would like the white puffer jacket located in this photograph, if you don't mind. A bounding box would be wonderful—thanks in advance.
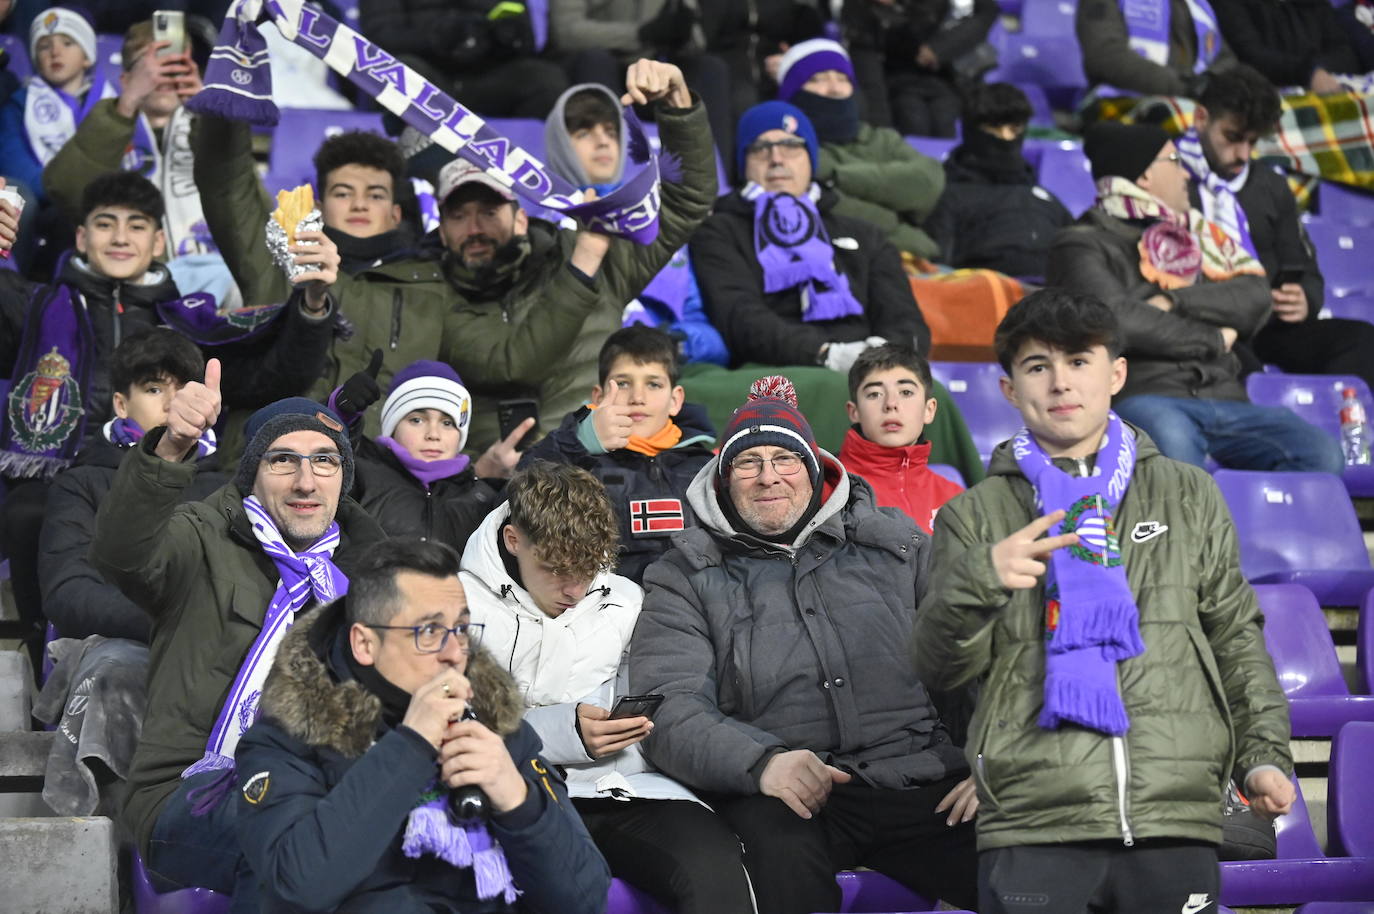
[460,503,701,803]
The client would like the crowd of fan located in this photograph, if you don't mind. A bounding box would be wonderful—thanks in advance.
[0,0,1366,910]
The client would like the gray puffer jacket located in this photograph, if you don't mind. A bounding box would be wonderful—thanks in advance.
[630,451,966,796]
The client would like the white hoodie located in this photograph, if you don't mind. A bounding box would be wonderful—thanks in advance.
[459,503,701,803]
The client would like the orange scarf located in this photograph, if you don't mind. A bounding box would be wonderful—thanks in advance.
[624,419,682,457]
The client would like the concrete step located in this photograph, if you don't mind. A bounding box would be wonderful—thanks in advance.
[0,816,118,913]
[0,648,34,731]
[0,730,53,793]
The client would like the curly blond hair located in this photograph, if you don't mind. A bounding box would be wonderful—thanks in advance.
[506,461,619,580]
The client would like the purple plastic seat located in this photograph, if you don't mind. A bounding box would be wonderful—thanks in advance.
[1305,219,1374,301]
[131,851,231,914]
[1213,470,1374,607]
[1318,181,1374,226]
[96,33,123,71]
[1324,293,1374,321]
[904,136,958,162]
[1220,775,1374,905]
[1037,143,1095,217]
[1245,373,1374,497]
[930,463,967,487]
[1297,905,1374,913]
[1019,0,1079,37]
[929,362,1023,466]
[1329,721,1374,857]
[1253,583,1374,736]
[0,35,30,82]
[985,31,1088,92]
[1360,589,1373,694]
[267,108,387,189]
[835,870,937,912]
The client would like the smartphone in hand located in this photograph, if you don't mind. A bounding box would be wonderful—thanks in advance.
[497,398,539,450]
[608,694,664,720]
[152,10,187,57]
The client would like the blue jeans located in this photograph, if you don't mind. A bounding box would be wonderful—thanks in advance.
[1114,395,1345,473]
[146,769,257,909]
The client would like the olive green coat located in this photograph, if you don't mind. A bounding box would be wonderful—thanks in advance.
[913,428,1291,850]
[91,432,385,857]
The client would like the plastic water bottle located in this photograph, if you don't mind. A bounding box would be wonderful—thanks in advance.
[1339,387,1372,466]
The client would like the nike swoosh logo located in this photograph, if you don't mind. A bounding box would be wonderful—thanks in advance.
[1181,899,1211,914]
[1131,522,1169,543]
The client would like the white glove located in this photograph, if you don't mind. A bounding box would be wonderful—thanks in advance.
[823,336,887,373]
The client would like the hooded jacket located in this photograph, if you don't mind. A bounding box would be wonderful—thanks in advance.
[691,187,931,368]
[458,505,697,802]
[519,401,717,583]
[543,83,728,367]
[38,430,226,642]
[838,426,963,535]
[630,452,965,795]
[1046,207,1272,402]
[234,599,610,913]
[913,428,1292,850]
[926,134,1074,278]
[351,436,503,554]
[90,430,387,859]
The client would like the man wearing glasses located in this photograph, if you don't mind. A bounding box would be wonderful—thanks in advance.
[689,101,930,376]
[630,376,979,914]
[231,537,610,912]
[93,365,386,898]
[1046,121,1343,473]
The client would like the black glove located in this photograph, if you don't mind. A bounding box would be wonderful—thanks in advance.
[638,0,696,50]
[335,349,384,416]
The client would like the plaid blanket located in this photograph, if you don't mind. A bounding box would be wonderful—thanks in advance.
[1091,92,1374,194]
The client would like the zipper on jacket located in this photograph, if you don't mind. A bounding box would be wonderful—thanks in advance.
[389,289,402,349]
[1111,735,1135,846]
[111,283,123,349]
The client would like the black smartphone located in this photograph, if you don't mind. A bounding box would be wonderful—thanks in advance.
[497,398,539,450]
[1272,266,1304,289]
[608,694,664,720]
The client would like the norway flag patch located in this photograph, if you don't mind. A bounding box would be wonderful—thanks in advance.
[629,498,686,535]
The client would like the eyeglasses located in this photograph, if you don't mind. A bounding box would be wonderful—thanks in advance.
[262,450,343,477]
[731,452,806,478]
[366,621,484,654]
[746,137,809,160]
[1154,152,1182,165]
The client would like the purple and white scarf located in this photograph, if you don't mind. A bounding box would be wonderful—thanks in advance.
[1012,412,1144,736]
[1176,128,1259,261]
[189,0,676,245]
[1117,0,1222,74]
[105,416,217,459]
[740,181,865,323]
[22,71,115,166]
[402,782,518,904]
[182,496,348,785]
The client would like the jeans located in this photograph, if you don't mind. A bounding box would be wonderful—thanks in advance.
[1114,395,1346,473]
[146,770,257,910]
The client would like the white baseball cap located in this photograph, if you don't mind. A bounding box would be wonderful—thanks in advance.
[435,159,516,206]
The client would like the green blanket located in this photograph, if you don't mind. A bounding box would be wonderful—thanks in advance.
[680,363,986,485]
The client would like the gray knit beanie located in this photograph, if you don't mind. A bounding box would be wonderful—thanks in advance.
[235,398,355,495]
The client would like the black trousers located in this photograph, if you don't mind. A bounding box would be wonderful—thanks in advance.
[2,477,50,674]
[979,840,1220,914]
[701,776,979,914]
[1253,316,1374,392]
[573,797,754,914]
[851,50,962,138]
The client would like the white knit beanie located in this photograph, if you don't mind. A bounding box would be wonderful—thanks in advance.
[30,7,98,70]
[380,373,472,453]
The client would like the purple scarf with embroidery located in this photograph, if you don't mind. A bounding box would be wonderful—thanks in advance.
[402,781,518,903]
[1117,0,1222,73]
[1012,412,1143,736]
[743,183,864,323]
[106,417,218,460]
[189,0,677,244]
[0,283,93,479]
[375,435,470,488]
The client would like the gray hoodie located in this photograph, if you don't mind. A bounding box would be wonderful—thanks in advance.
[544,83,628,190]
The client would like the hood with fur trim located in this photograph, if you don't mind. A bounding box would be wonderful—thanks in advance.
[259,601,525,759]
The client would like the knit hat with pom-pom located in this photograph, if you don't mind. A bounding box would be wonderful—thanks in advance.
[718,375,821,484]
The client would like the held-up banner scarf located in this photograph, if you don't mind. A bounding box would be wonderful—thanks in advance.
[190,0,674,244]
[1012,413,1144,736]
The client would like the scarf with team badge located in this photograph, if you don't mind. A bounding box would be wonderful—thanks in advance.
[1012,411,1143,736]
[741,181,864,323]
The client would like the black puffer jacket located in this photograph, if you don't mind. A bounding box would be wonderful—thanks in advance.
[520,402,716,583]
[691,187,930,367]
[1211,0,1362,89]
[927,137,1073,278]
[359,0,535,73]
[351,437,504,554]
[38,433,227,642]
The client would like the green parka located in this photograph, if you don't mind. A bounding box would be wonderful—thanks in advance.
[816,123,945,260]
[90,431,385,858]
[913,428,1291,851]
